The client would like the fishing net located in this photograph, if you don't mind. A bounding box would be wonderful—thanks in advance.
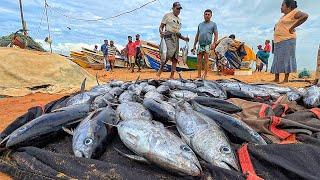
[0,33,45,52]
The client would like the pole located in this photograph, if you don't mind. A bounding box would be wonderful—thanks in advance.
[316,45,320,85]
[44,0,52,53]
[19,0,27,35]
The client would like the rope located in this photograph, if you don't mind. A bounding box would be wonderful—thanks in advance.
[46,0,157,22]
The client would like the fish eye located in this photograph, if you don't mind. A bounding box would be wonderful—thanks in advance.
[84,138,93,145]
[19,126,27,132]
[180,145,191,152]
[141,112,147,116]
[169,112,174,115]
[220,146,231,154]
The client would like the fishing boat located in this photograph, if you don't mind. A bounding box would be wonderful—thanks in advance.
[69,51,91,68]
[81,47,127,68]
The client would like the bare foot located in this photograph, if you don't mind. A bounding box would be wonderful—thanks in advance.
[271,79,280,83]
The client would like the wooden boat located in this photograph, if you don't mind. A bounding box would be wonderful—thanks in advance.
[81,47,126,68]
[140,41,195,71]
[69,51,91,68]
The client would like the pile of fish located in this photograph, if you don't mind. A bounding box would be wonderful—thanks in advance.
[1,77,319,176]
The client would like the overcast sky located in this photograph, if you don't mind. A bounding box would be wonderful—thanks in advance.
[0,0,319,70]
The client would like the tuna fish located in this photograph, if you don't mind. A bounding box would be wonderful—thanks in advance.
[116,102,152,121]
[303,86,320,108]
[192,96,242,113]
[181,42,189,64]
[170,90,198,100]
[191,101,267,145]
[159,37,167,63]
[5,104,90,148]
[71,106,118,159]
[117,119,202,176]
[175,104,239,170]
[91,93,115,110]
[143,98,176,123]
[144,90,164,101]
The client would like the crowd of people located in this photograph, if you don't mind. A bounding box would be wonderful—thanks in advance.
[93,0,309,83]
[156,0,308,83]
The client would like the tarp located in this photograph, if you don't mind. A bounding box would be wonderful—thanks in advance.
[0,48,97,96]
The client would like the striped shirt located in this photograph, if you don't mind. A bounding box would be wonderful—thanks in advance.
[108,45,118,55]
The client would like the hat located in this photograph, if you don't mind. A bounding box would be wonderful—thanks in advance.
[173,2,182,9]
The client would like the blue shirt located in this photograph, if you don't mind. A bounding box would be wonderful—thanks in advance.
[101,44,108,55]
[198,21,218,46]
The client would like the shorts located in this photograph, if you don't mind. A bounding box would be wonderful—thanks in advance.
[197,44,210,54]
[129,56,135,64]
[164,33,179,60]
[108,55,116,62]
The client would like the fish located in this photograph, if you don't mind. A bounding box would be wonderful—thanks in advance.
[287,88,306,102]
[109,80,124,87]
[192,96,242,113]
[175,104,239,170]
[116,102,152,121]
[71,106,118,159]
[181,42,189,64]
[108,87,124,97]
[5,104,91,148]
[91,93,115,110]
[191,101,267,145]
[90,84,112,94]
[170,90,198,100]
[163,79,184,89]
[254,83,293,94]
[141,85,156,94]
[303,85,320,108]
[203,81,227,99]
[118,91,140,103]
[117,119,202,176]
[156,85,171,95]
[144,90,164,101]
[159,37,167,63]
[143,98,176,123]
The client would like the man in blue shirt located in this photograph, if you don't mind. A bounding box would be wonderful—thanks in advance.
[101,40,109,70]
[192,9,218,79]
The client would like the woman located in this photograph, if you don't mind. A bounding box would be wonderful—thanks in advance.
[271,0,308,83]
[257,40,271,72]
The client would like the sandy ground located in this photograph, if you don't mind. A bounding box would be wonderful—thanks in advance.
[0,68,314,179]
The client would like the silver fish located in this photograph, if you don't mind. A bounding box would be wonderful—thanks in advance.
[175,105,239,171]
[144,90,164,101]
[181,42,189,64]
[91,93,115,109]
[159,37,167,63]
[171,90,198,100]
[109,87,124,97]
[5,104,90,148]
[72,106,118,159]
[143,98,175,123]
[303,86,320,108]
[141,85,156,94]
[117,119,201,176]
[116,102,152,121]
[156,85,171,95]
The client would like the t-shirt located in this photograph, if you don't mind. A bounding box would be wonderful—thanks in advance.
[264,44,271,53]
[108,45,118,55]
[198,21,218,46]
[127,42,136,57]
[274,9,299,43]
[101,44,108,55]
[161,12,181,34]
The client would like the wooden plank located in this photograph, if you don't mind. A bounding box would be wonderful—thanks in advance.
[316,45,320,79]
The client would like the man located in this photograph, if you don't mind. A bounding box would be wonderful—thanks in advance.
[101,40,109,70]
[108,40,120,71]
[93,45,99,52]
[126,36,137,73]
[134,34,142,72]
[192,9,218,79]
[157,2,189,79]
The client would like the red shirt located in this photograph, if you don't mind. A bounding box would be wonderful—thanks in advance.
[127,41,136,57]
[134,40,141,47]
[264,44,271,53]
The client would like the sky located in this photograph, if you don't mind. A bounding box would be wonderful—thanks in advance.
[0,0,319,70]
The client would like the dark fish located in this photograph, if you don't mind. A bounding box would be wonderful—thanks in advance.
[192,96,242,113]
[5,104,90,148]
[143,98,175,123]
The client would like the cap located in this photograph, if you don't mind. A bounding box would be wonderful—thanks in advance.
[173,2,182,9]
[128,36,132,38]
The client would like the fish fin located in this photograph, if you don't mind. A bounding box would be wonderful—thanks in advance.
[113,147,149,164]
[134,75,141,84]
[103,121,118,127]
[80,78,87,92]
[96,72,100,85]
[0,135,10,146]
[62,126,74,135]
[65,119,83,126]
